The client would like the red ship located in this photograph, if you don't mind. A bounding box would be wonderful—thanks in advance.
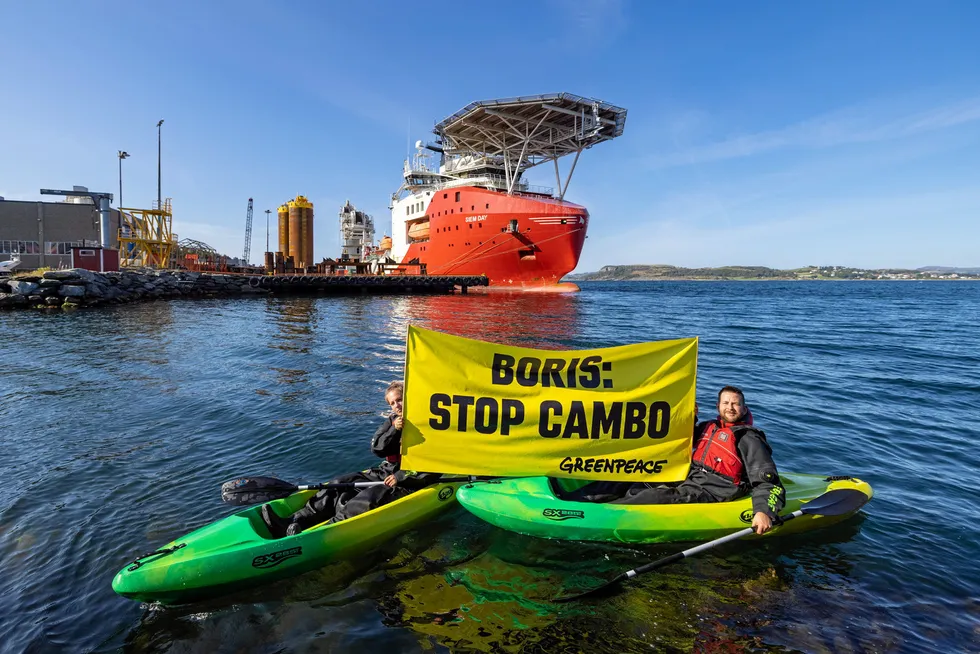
[388,94,626,290]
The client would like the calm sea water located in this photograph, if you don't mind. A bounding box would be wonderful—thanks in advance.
[2,282,978,653]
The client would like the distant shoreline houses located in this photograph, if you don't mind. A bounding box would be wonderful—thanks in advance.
[567,264,980,282]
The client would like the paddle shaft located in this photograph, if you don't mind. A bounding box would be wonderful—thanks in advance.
[627,509,804,578]
[222,475,475,506]
[295,481,386,491]
[295,476,473,493]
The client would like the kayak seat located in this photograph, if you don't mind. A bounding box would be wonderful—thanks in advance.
[547,477,638,503]
[250,503,301,540]
[548,477,594,500]
[248,508,281,540]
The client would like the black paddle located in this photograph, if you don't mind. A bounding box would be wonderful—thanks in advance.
[221,475,473,506]
[553,488,869,602]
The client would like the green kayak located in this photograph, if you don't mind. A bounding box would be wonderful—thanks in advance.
[456,472,872,544]
[112,481,462,604]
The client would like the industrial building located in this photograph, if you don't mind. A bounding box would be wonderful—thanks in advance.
[339,200,375,261]
[0,187,122,269]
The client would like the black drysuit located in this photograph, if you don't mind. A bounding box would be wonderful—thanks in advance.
[287,417,441,531]
[564,419,786,519]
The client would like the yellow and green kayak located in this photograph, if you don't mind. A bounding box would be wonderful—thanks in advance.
[456,472,871,544]
[112,481,462,604]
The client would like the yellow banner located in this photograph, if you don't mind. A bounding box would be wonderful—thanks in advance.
[400,326,698,482]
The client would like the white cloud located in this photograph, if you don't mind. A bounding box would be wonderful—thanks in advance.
[649,96,980,169]
[546,0,628,47]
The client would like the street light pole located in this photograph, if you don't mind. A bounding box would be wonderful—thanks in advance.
[265,209,271,254]
[156,119,164,208]
[117,150,130,209]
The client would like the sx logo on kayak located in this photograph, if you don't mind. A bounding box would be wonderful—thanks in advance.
[252,546,302,569]
[543,508,585,521]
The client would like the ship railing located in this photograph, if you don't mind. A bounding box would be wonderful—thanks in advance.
[430,174,555,197]
[518,183,557,196]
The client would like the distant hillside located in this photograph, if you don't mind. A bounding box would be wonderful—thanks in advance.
[566,264,980,281]
[566,265,786,281]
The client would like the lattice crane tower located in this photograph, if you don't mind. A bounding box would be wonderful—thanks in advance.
[243,198,254,265]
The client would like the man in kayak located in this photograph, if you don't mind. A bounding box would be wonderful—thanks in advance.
[261,381,441,538]
[569,386,785,535]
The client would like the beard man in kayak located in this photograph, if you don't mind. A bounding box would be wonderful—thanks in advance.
[569,386,785,535]
[261,381,441,538]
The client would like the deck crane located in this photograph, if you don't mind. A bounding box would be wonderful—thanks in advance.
[243,197,254,265]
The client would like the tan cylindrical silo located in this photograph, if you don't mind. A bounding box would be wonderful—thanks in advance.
[288,197,304,270]
[289,195,314,270]
[303,196,314,269]
[277,204,290,258]
[308,200,315,268]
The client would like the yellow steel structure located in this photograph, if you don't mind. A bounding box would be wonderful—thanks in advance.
[118,199,178,268]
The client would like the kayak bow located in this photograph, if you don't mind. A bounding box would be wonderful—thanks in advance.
[112,481,462,604]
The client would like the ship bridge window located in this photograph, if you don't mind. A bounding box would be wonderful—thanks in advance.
[486,203,490,209]
[455,191,460,202]
[443,193,448,199]
[471,205,475,210]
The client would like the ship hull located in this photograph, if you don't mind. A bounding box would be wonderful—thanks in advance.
[394,186,587,289]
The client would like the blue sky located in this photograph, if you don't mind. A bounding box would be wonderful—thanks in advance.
[2,0,978,270]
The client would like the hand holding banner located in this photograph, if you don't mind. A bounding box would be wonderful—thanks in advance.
[400,326,698,482]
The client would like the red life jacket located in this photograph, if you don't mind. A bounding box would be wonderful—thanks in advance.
[691,411,754,486]
[386,454,401,465]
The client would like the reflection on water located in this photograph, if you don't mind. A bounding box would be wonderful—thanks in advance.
[267,296,318,354]
[265,298,318,404]
[384,292,583,349]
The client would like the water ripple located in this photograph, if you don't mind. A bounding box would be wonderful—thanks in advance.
[1,283,978,653]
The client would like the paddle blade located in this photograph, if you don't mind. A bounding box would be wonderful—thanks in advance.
[554,573,628,603]
[798,488,869,517]
[221,476,297,505]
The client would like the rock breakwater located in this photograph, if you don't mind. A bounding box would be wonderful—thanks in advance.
[0,269,265,310]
